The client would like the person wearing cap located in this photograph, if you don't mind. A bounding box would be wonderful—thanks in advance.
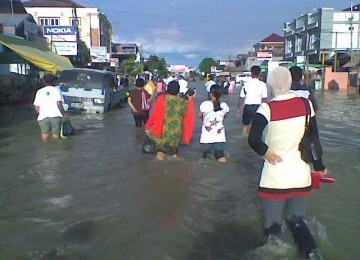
[145,81,195,161]
[33,73,66,142]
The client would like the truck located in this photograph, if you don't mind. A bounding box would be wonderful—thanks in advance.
[57,68,127,113]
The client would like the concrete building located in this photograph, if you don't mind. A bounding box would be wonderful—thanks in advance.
[253,33,285,62]
[284,7,360,69]
[23,0,112,64]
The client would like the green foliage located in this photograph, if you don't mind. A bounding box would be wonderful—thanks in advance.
[123,59,143,77]
[79,40,90,67]
[144,55,167,77]
[198,58,219,75]
[71,40,90,68]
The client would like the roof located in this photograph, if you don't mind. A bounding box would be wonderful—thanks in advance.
[260,33,284,43]
[23,0,85,8]
[0,0,27,14]
[342,61,358,68]
[343,4,360,11]
[0,13,31,25]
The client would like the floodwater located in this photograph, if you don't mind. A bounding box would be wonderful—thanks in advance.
[0,82,359,260]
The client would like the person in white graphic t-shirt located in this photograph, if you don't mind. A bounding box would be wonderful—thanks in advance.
[199,85,229,163]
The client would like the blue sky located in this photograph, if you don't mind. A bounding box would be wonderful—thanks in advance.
[77,0,349,66]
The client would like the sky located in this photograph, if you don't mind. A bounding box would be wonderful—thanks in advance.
[66,0,352,66]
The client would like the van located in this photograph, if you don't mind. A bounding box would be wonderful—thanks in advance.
[235,72,252,87]
[57,68,127,113]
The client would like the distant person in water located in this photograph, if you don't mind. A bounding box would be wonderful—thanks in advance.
[145,81,195,161]
[128,78,151,127]
[237,65,267,135]
[290,66,318,111]
[199,85,229,162]
[33,74,66,142]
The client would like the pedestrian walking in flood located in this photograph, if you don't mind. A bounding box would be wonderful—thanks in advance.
[33,74,66,142]
[236,65,267,135]
[199,85,229,163]
[290,66,318,111]
[248,66,328,259]
[145,81,195,161]
[205,74,216,99]
[127,78,151,127]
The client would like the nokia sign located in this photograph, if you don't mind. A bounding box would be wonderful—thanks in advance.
[43,26,76,35]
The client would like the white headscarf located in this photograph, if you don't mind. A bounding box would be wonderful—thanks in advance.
[267,66,292,96]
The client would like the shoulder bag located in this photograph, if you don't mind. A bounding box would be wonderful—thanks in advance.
[298,98,323,163]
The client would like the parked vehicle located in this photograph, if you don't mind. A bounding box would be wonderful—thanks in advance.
[57,68,127,113]
[235,72,252,87]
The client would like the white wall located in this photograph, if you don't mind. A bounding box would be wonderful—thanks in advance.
[25,7,100,49]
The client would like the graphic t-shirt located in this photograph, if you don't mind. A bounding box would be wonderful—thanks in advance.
[33,86,63,121]
[199,100,229,143]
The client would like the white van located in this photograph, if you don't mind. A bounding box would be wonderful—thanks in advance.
[235,72,252,87]
[57,68,127,113]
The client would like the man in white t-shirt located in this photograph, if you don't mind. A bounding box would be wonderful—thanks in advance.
[178,75,189,95]
[236,66,267,134]
[165,73,175,86]
[33,74,65,142]
[204,74,216,98]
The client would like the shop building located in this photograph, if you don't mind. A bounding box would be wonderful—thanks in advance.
[23,0,112,65]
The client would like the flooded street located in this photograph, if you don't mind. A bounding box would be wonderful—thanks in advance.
[0,82,359,260]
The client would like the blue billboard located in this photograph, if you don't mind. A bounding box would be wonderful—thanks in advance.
[43,26,76,35]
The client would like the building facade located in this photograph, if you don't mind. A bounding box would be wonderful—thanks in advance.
[284,7,360,68]
[23,0,112,64]
[253,33,285,62]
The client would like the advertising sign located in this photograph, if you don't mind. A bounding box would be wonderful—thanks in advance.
[52,42,77,56]
[43,26,76,35]
[90,46,107,63]
[257,51,273,61]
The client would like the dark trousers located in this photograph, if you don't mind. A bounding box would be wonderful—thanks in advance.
[133,113,149,127]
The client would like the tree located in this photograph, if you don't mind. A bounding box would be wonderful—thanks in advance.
[122,59,142,77]
[198,58,218,75]
[144,55,167,77]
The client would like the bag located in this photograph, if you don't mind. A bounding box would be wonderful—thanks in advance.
[141,91,151,111]
[60,119,74,139]
[142,135,157,154]
[298,98,323,163]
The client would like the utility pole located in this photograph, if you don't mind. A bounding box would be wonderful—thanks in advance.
[350,0,354,61]
[334,32,338,71]
[72,3,81,63]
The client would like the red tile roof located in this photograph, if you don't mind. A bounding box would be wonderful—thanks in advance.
[260,33,284,43]
[23,0,85,8]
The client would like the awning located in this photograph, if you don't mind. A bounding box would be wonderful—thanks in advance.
[342,60,359,68]
[0,34,73,74]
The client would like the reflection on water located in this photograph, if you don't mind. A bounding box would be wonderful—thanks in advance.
[0,86,359,259]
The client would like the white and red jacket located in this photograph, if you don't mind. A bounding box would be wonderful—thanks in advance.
[248,93,325,200]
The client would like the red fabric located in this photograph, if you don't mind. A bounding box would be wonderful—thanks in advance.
[182,98,195,144]
[311,172,322,189]
[145,94,195,144]
[258,191,312,200]
[269,97,306,121]
[145,94,166,138]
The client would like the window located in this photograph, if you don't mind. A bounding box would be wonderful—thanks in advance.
[38,17,60,26]
[70,18,81,27]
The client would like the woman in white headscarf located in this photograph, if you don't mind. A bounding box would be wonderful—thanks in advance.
[248,66,327,259]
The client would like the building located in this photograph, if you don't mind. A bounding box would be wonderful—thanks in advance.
[23,0,112,65]
[283,7,360,69]
[253,33,285,62]
[0,0,73,103]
